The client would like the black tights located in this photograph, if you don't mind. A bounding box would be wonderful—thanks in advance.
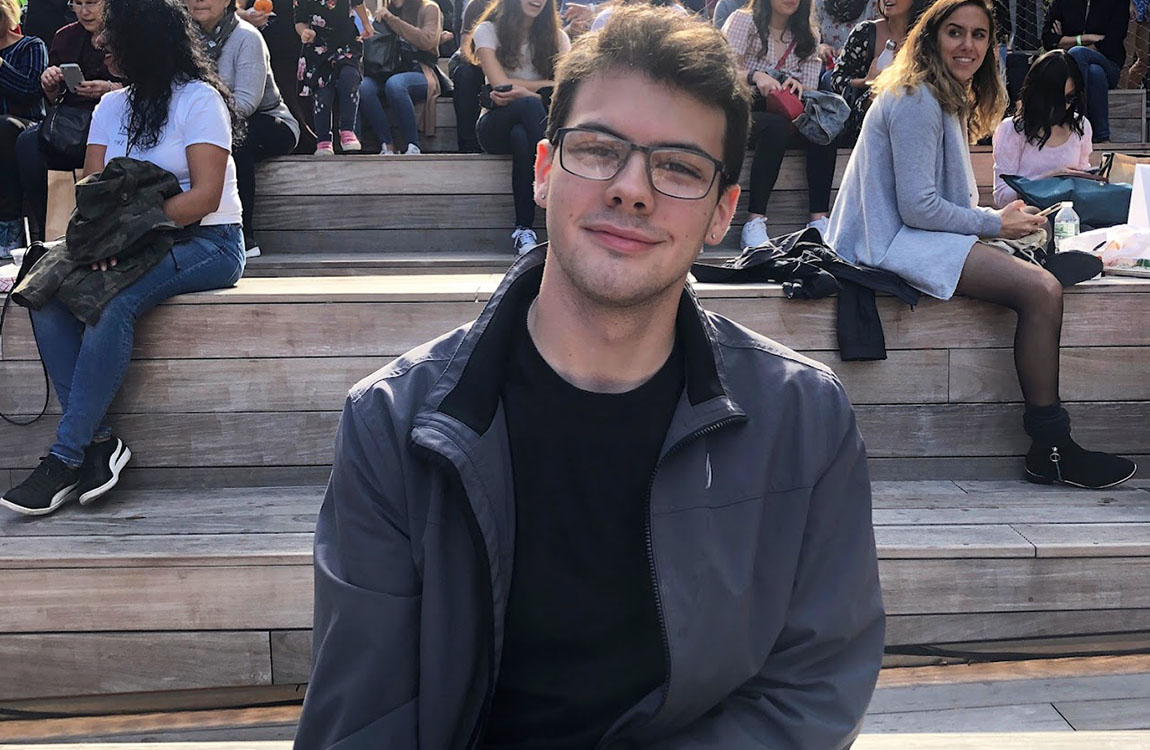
[955,243,1064,407]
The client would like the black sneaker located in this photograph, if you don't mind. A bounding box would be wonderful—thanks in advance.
[1,456,81,516]
[1025,438,1137,489]
[76,436,132,506]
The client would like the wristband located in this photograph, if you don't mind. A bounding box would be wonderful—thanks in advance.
[1077,34,1082,46]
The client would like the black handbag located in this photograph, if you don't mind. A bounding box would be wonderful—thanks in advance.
[38,99,92,170]
[364,25,403,80]
[0,241,52,426]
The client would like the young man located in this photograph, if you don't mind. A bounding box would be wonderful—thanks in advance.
[294,7,884,749]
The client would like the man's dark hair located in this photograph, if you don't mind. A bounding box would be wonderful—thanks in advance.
[546,6,751,190]
[1013,49,1087,149]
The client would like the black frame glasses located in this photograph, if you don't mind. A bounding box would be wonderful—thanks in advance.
[555,127,728,200]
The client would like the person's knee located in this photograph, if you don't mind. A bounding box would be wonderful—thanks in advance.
[1025,269,1064,317]
[359,76,380,98]
[383,76,409,104]
[755,112,792,143]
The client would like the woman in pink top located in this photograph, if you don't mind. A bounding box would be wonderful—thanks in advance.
[993,49,1093,208]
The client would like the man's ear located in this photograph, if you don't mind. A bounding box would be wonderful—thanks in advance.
[534,139,554,208]
[704,182,741,247]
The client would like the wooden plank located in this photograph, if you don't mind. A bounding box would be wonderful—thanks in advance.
[1055,698,1150,730]
[69,726,298,743]
[879,557,1150,615]
[0,412,340,469]
[0,534,313,568]
[1,565,312,632]
[113,466,330,491]
[254,227,551,254]
[0,632,272,701]
[860,703,1073,732]
[0,685,304,717]
[869,456,1150,482]
[269,631,311,685]
[885,610,1150,646]
[873,494,1150,525]
[878,655,1150,688]
[1014,523,1150,558]
[874,524,1034,558]
[0,487,322,537]
[950,347,1150,403]
[854,734,1150,750]
[0,708,301,743]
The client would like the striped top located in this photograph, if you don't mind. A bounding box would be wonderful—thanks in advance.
[0,35,49,119]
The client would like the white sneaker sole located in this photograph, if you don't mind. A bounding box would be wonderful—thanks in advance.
[78,444,132,506]
[244,246,261,259]
[0,480,80,516]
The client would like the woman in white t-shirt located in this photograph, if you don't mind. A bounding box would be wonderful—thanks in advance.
[0,0,247,517]
[466,0,570,254]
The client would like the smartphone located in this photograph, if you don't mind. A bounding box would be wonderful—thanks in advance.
[494,83,513,93]
[60,63,85,92]
[1035,203,1063,218]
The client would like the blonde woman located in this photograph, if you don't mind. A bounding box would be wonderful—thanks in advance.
[827,0,1135,489]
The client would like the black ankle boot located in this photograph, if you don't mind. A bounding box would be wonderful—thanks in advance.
[1025,437,1137,488]
[1023,402,1136,489]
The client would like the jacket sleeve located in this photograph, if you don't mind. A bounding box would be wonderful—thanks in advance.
[1041,0,1064,51]
[647,389,885,750]
[226,29,269,119]
[829,22,872,95]
[887,88,1002,237]
[1098,0,1130,66]
[293,391,422,750]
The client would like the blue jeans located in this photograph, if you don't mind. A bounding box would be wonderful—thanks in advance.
[477,96,548,228]
[30,223,245,467]
[359,71,428,148]
[1068,45,1121,141]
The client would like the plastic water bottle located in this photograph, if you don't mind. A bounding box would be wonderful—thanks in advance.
[1053,201,1080,251]
[875,39,897,72]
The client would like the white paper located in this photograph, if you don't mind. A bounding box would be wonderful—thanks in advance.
[1128,164,1150,229]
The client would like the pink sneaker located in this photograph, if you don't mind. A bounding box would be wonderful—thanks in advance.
[314,141,335,156]
[339,130,361,153]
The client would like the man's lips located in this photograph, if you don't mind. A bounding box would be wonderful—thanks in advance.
[584,223,662,253]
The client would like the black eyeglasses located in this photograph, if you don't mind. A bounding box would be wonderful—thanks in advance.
[555,127,728,200]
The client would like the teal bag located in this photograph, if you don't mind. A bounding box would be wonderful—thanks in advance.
[1001,174,1131,228]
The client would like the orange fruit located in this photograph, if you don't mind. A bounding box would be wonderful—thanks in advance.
[253,0,273,12]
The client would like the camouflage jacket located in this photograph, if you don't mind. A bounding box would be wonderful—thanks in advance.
[12,157,185,325]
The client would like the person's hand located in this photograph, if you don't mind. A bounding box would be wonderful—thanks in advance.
[563,3,593,24]
[490,84,533,106]
[997,200,1048,239]
[41,65,64,95]
[440,29,454,44]
[817,42,835,65]
[1051,19,1062,35]
[782,77,803,95]
[91,257,118,272]
[1082,33,1104,45]
[74,79,116,99]
[238,7,271,27]
[373,6,391,22]
[298,25,316,43]
[752,71,781,97]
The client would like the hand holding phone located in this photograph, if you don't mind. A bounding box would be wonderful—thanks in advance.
[60,63,85,92]
[494,83,513,93]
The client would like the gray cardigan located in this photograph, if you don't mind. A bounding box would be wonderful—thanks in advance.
[826,85,1002,300]
[216,19,299,140]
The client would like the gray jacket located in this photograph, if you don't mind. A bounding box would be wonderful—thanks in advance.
[294,248,885,750]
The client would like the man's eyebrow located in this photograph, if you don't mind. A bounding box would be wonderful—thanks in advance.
[572,121,713,154]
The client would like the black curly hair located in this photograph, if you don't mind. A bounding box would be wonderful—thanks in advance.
[101,0,244,153]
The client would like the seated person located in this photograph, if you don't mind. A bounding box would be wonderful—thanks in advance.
[1,0,247,516]
[360,0,443,155]
[469,0,570,254]
[813,0,876,55]
[14,0,117,243]
[993,49,1093,208]
[451,0,493,152]
[1041,0,1129,143]
[724,0,834,247]
[828,0,1135,489]
[588,0,685,32]
[0,0,48,254]
[830,0,928,142]
[189,0,300,257]
[292,8,884,749]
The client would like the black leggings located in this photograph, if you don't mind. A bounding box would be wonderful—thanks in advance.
[0,115,32,220]
[748,111,835,216]
[452,62,484,152]
[313,64,361,143]
[234,112,299,238]
[477,96,547,229]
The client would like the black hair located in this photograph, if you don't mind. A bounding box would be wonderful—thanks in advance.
[751,0,817,62]
[1012,49,1086,148]
[102,0,243,153]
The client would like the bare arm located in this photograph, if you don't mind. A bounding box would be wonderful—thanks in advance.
[162,142,229,227]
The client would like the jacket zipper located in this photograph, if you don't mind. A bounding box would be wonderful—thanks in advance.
[412,441,497,750]
[637,416,743,738]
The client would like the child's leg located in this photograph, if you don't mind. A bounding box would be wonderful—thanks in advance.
[336,65,362,135]
[313,83,335,143]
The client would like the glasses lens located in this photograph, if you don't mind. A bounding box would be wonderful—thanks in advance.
[561,130,627,180]
[650,149,716,199]
[72,0,102,8]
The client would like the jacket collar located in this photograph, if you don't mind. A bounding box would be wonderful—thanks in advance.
[417,244,743,438]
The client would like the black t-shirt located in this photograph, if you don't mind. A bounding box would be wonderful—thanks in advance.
[482,306,681,749]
